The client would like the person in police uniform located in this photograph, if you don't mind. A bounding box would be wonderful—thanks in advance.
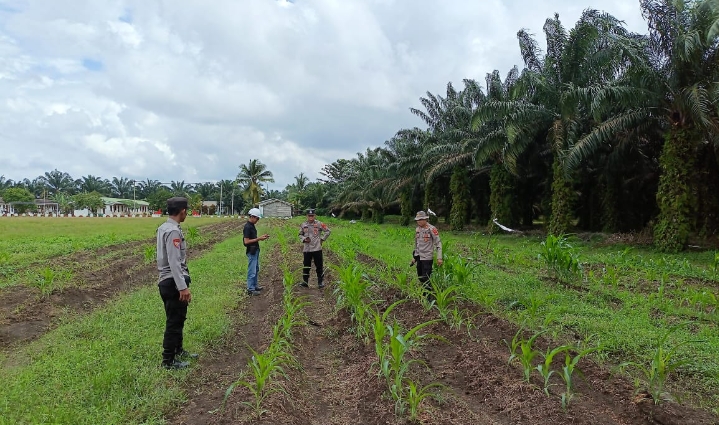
[156,197,197,370]
[410,210,443,292]
[298,208,331,289]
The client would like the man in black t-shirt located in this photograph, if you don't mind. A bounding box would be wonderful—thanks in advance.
[243,208,269,296]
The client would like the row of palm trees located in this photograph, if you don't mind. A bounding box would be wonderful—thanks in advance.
[320,0,719,252]
[0,159,278,214]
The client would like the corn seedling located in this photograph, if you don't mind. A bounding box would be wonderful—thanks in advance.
[405,380,445,421]
[507,329,545,382]
[371,300,406,377]
[225,345,290,418]
[185,226,199,243]
[632,324,701,404]
[143,245,155,263]
[558,346,598,409]
[37,267,56,297]
[602,266,619,288]
[535,345,569,395]
[333,264,370,335]
[429,279,460,324]
[538,234,581,281]
[442,254,476,286]
[382,319,442,406]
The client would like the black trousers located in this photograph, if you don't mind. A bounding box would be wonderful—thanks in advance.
[303,250,324,284]
[159,276,190,363]
[415,259,433,289]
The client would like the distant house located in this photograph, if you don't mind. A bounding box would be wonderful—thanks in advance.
[201,200,218,215]
[258,199,292,218]
[0,198,10,215]
[72,197,150,216]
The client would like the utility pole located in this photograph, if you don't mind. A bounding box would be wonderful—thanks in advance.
[231,187,234,216]
[219,183,223,216]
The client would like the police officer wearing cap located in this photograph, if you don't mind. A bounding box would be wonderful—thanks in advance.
[156,197,198,370]
[298,208,331,288]
[410,210,443,294]
[244,207,270,296]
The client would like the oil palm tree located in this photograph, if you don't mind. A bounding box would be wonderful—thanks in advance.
[77,175,111,195]
[473,10,638,235]
[564,0,719,250]
[41,169,76,195]
[236,159,274,207]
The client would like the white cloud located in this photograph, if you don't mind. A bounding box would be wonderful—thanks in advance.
[0,0,649,188]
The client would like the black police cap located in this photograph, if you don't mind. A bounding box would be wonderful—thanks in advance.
[167,197,189,210]
[306,208,316,215]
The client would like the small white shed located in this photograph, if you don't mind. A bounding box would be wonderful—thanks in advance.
[258,199,292,218]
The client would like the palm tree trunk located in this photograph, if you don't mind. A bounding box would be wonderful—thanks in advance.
[548,156,575,236]
[400,190,411,226]
[450,166,470,231]
[488,163,519,231]
[654,128,697,252]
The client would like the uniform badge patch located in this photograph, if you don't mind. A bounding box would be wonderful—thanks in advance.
[173,238,181,248]
[431,228,439,236]
[321,223,327,229]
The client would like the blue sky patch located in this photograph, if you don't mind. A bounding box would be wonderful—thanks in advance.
[82,58,103,71]
[119,9,132,23]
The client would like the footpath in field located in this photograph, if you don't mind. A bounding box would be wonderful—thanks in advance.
[0,220,244,350]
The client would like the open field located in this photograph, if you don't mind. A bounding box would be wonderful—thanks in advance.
[1,217,718,424]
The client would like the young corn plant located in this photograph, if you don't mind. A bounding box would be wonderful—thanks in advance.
[185,226,199,244]
[507,329,545,382]
[143,245,155,264]
[711,251,718,281]
[225,345,291,418]
[37,267,56,297]
[371,300,406,378]
[535,345,569,395]
[428,278,460,324]
[558,346,599,409]
[632,324,701,404]
[382,319,442,413]
[443,254,476,287]
[333,264,371,336]
[405,380,445,421]
[538,234,581,281]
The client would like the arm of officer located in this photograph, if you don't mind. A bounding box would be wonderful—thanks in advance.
[320,222,331,241]
[432,227,443,265]
[299,225,309,243]
[165,230,189,292]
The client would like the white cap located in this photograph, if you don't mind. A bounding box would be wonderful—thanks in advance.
[248,208,261,218]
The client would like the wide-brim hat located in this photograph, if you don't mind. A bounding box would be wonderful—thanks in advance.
[414,210,429,221]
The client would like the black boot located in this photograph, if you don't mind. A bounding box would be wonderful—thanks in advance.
[176,348,198,360]
[163,349,189,370]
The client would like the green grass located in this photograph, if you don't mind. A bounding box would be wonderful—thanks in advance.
[0,217,222,289]
[0,216,218,263]
[0,233,264,425]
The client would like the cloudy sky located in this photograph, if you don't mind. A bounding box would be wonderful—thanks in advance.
[0,0,648,189]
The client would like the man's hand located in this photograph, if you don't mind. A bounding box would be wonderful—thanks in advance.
[304,237,310,243]
[260,234,270,241]
[179,288,192,304]
[437,259,443,266]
